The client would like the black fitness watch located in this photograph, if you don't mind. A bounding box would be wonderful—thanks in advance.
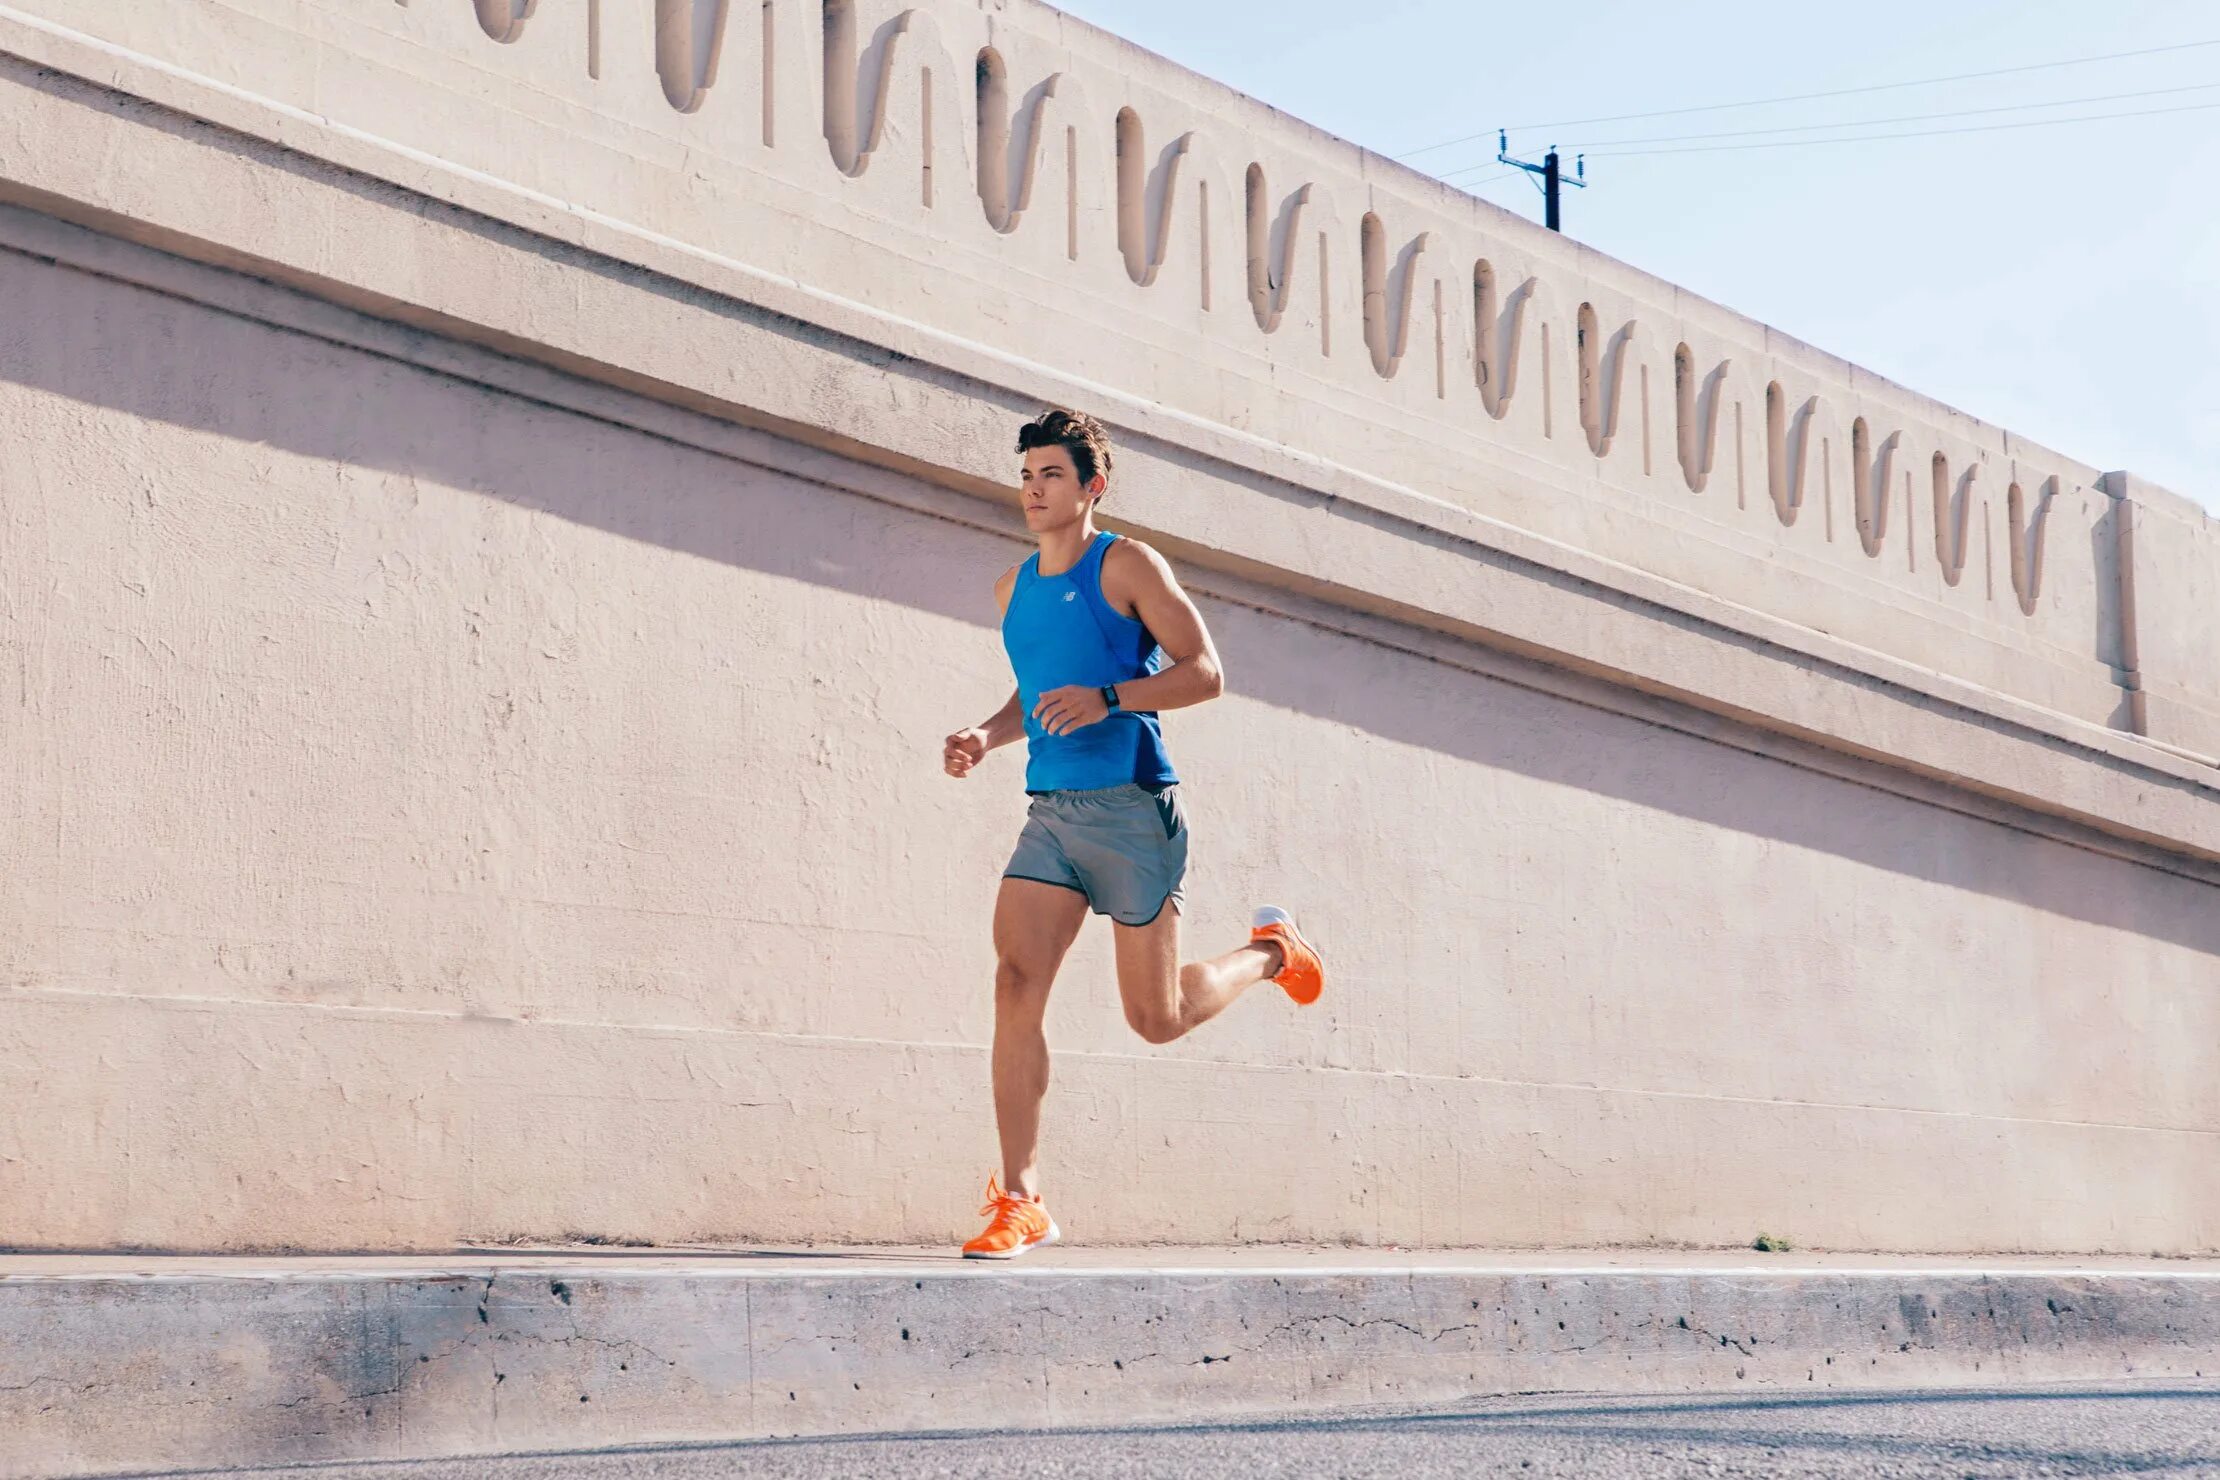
[1100,684,1123,712]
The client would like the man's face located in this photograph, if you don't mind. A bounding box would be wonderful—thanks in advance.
[1020,444,1101,532]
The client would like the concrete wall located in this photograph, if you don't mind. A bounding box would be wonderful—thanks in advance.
[1,0,2200,745]
[2115,475,2220,760]
[14,1261,2220,1476]
[0,0,2216,1254]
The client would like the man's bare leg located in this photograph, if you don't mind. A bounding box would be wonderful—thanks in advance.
[991,878,1088,1200]
[1111,906,1284,1045]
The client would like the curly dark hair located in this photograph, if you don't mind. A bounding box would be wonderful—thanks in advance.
[1016,408,1114,490]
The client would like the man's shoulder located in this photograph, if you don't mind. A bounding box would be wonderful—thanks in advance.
[1106,532,1159,559]
[1102,536,1174,597]
[1103,535,1170,578]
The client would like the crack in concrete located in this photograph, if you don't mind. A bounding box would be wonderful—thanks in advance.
[1663,1315,1756,1357]
[0,1375,106,1396]
[5,1373,248,1417]
[554,1314,683,1371]
[1269,1312,1491,1345]
[1067,1350,1156,1372]
[1055,1311,1502,1373]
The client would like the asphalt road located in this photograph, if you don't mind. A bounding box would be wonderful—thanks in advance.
[169,1383,2220,1479]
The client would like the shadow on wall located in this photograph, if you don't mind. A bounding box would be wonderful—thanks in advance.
[2,216,2216,964]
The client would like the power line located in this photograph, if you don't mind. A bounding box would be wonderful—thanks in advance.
[1489,137,1586,229]
[1446,157,1574,182]
[1582,95,2220,157]
[1429,77,2220,179]
[1394,36,2220,159]
[1441,157,1573,184]
[1570,78,2220,149]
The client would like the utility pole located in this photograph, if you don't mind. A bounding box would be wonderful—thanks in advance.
[1497,131,1586,233]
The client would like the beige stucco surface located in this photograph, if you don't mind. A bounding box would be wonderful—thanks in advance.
[0,0,2191,745]
[0,0,2215,1254]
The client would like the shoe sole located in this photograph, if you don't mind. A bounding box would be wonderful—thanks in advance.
[962,1220,1062,1260]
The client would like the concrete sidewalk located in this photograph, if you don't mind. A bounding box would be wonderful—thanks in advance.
[6,1246,2219,1477]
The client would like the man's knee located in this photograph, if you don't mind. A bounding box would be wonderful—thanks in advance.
[1122,1000,1184,1045]
[995,957,1052,1010]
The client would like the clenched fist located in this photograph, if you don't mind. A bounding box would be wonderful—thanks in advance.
[943,727,990,778]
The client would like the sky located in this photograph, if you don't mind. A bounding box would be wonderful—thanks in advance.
[1051,0,2220,512]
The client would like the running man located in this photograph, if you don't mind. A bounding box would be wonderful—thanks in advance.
[941,408,1326,1259]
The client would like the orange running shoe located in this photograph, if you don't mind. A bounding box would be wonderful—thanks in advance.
[962,1176,1060,1260]
[1251,906,1325,1006]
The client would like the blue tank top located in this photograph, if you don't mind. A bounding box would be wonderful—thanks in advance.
[1001,531,1179,794]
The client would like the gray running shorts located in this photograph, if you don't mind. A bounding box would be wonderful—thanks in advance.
[1003,783,1188,926]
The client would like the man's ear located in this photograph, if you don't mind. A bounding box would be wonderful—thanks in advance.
[1087,476,1107,499]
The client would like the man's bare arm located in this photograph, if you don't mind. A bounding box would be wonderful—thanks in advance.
[978,688,1027,746]
[944,568,1026,775]
[1032,540,1223,735]
[1108,540,1222,712]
